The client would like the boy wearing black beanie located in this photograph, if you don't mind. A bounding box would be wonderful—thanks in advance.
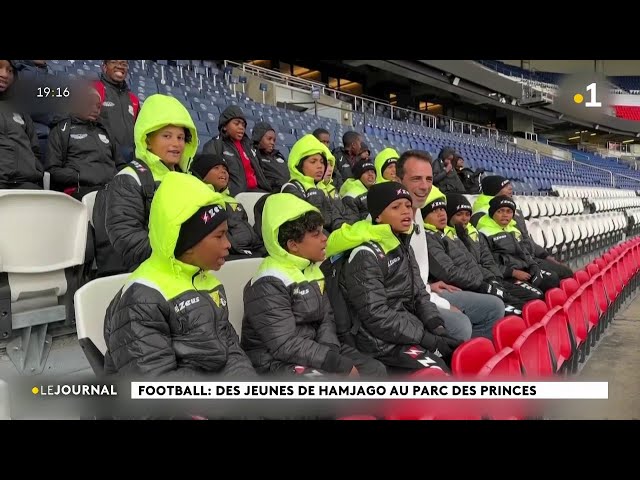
[190,153,266,259]
[103,172,256,378]
[325,181,461,372]
[472,175,573,280]
[477,196,560,292]
[339,158,377,223]
[446,193,544,313]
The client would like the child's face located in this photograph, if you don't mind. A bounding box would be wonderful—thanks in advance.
[181,221,231,271]
[204,165,229,191]
[497,183,513,197]
[377,198,414,233]
[301,154,326,181]
[146,125,187,167]
[323,162,334,183]
[383,163,397,181]
[359,150,370,161]
[450,210,471,228]
[360,170,376,188]
[259,130,276,154]
[425,207,448,230]
[287,226,327,263]
[317,133,330,147]
[0,60,15,93]
[225,118,246,141]
[493,207,514,227]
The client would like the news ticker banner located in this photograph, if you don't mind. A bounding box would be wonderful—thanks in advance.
[123,382,609,400]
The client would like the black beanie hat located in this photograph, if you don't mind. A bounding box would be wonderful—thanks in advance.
[190,153,228,180]
[445,193,472,221]
[174,204,228,258]
[421,196,447,218]
[368,181,412,223]
[489,195,516,218]
[352,159,376,180]
[481,175,511,196]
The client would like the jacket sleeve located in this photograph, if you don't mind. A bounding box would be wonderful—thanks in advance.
[22,113,44,172]
[325,194,346,231]
[281,183,304,199]
[432,159,447,185]
[217,296,257,378]
[410,249,445,333]
[105,172,151,271]
[315,294,341,350]
[105,297,197,377]
[46,125,79,188]
[517,212,550,258]
[426,233,483,290]
[244,278,346,372]
[340,196,361,225]
[479,233,503,279]
[343,248,424,345]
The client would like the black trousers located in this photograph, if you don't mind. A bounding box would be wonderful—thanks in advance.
[499,279,543,313]
[537,258,573,280]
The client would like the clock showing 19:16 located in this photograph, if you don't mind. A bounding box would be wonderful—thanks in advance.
[36,87,70,98]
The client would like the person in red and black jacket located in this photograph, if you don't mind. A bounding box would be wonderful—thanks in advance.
[94,60,140,162]
[46,83,126,200]
[201,105,270,196]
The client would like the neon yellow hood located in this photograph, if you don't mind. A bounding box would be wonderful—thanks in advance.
[261,193,321,270]
[476,214,520,238]
[131,172,227,299]
[147,172,226,263]
[326,219,405,257]
[339,178,368,198]
[133,94,198,179]
[472,193,493,215]
[374,148,399,183]
[287,134,335,190]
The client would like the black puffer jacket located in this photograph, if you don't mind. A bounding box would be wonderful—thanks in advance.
[477,216,538,279]
[424,224,484,291]
[282,181,345,233]
[0,110,43,185]
[338,227,448,358]
[46,117,125,190]
[457,224,503,281]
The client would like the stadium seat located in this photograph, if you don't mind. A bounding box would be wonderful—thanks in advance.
[82,191,98,227]
[212,258,263,338]
[451,337,496,376]
[492,315,527,351]
[235,192,267,226]
[477,347,521,378]
[539,306,572,374]
[522,300,548,328]
[512,323,554,377]
[74,273,129,376]
[0,191,88,375]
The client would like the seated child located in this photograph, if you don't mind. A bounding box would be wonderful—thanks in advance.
[241,193,386,377]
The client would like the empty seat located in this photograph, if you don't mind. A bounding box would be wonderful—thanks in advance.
[0,191,88,374]
[74,274,129,375]
[451,337,496,377]
[512,323,554,377]
[213,258,263,338]
[235,192,268,226]
[492,315,527,351]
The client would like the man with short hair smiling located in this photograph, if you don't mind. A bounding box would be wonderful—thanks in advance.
[395,150,505,340]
